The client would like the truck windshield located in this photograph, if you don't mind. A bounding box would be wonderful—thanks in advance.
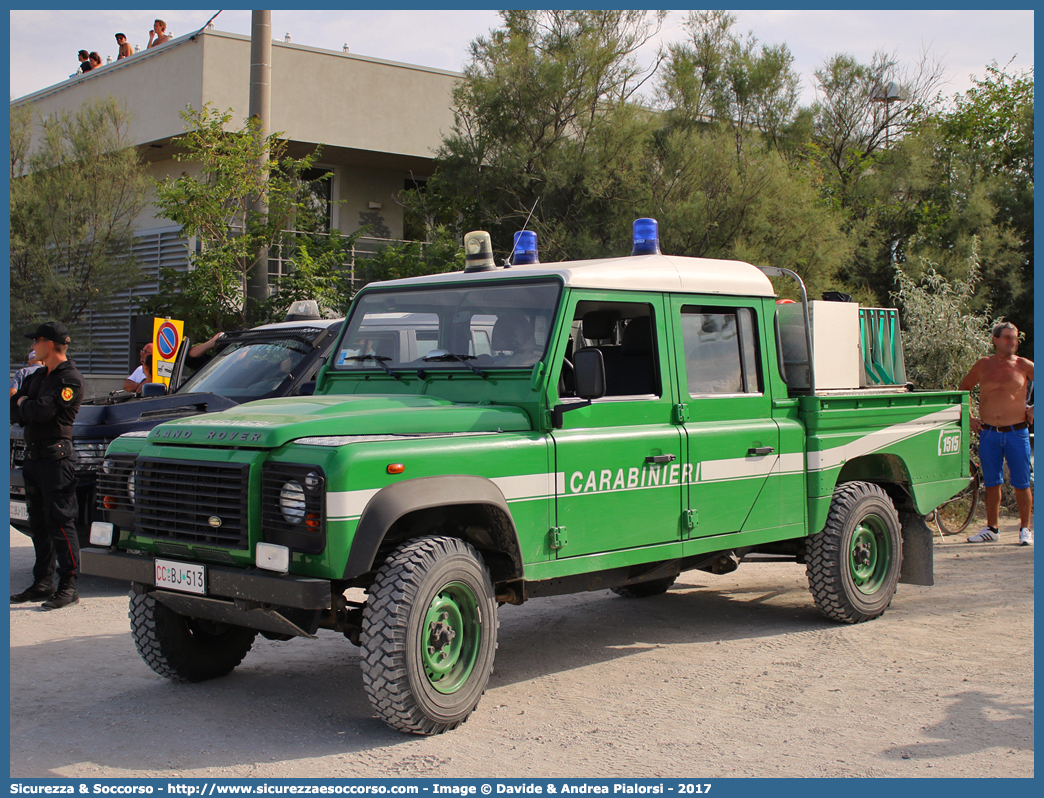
[334,280,561,371]
[178,339,313,401]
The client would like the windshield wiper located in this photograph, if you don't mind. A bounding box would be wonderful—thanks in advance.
[343,354,402,380]
[421,352,487,379]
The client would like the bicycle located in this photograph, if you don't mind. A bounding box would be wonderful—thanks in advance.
[930,457,982,536]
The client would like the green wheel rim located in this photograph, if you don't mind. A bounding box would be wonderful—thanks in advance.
[849,515,893,595]
[421,581,481,694]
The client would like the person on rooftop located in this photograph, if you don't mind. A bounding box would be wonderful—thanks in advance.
[115,32,132,60]
[147,19,171,48]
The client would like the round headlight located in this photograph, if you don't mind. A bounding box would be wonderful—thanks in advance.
[279,480,306,524]
[126,471,136,502]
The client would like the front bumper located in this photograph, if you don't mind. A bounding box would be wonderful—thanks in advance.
[81,548,332,638]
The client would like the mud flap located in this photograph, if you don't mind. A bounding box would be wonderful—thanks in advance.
[898,512,934,586]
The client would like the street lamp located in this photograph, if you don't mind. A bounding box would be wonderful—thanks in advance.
[870,81,903,146]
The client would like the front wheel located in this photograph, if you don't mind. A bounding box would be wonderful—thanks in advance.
[360,536,498,735]
[806,482,902,623]
[129,591,256,681]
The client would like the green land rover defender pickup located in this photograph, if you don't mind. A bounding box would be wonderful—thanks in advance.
[83,220,969,735]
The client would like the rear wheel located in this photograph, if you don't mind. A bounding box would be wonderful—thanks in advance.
[611,576,677,598]
[129,591,256,682]
[806,482,902,623]
[361,536,498,735]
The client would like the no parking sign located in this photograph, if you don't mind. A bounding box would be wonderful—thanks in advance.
[152,317,185,386]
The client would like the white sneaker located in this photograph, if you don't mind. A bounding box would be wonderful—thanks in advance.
[967,527,999,542]
[1019,528,1033,546]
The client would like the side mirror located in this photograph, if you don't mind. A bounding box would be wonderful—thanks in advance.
[140,383,167,397]
[573,348,606,400]
[552,347,605,428]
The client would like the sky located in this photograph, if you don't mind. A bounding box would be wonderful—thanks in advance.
[8,8,1035,106]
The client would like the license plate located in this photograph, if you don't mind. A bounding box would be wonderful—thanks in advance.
[154,559,206,595]
[10,500,28,521]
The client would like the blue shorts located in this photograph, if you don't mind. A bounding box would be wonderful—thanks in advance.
[978,427,1033,490]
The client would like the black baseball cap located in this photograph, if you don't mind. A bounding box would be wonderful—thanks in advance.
[24,321,71,345]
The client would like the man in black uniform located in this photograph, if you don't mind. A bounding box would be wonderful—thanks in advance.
[10,322,86,610]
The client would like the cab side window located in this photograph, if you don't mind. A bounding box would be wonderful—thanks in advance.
[681,306,760,396]
[564,301,660,398]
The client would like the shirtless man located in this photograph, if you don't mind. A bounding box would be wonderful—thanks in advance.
[148,19,171,49]
[958,321,1033,545]
[115,33,133,60]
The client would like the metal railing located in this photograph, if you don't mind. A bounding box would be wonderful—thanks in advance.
[251,230,427,295]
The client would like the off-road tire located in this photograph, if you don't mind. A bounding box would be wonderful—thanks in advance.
[129,591,256,682]
[806,481,902,624]
[611,575,677,598]
[360,536,498,735]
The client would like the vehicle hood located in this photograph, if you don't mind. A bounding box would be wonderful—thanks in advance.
[144,394,532,448]
[73,392,240,431]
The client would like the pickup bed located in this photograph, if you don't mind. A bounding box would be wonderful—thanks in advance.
[82,222,969,735]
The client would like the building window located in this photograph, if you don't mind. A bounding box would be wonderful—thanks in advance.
[295,167,333,234]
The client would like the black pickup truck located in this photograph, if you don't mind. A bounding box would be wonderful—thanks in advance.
[10,315,342,542]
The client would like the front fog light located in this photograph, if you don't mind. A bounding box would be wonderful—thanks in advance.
[90,522,115,547]
[279,480,306,524]
[256,542,290,573]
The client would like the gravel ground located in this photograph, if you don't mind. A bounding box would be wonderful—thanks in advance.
[8,520,1034,779]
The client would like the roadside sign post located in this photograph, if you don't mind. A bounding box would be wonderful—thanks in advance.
[152,318,184,388]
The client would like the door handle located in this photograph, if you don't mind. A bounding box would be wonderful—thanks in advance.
[645,454,677,464]
[747,447,775,456]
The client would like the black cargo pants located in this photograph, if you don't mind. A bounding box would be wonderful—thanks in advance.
[23,455,80,582]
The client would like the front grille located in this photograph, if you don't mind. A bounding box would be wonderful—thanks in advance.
[11,437,25,469]
[72,439,108,472]
[135,457,250,548]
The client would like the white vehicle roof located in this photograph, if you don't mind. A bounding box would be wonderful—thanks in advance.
[371,253,775,298]
[250,317,342,332]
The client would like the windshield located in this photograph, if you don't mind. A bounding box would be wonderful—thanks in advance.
[178,338,313,401]
[334,280,561,371]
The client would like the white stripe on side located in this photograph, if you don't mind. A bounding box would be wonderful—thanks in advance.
[807,405,961,472]
[326,473,564,521]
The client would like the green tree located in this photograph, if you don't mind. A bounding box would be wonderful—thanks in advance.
[892,255,993,390]
[659,10,802,162]
[639,125,853,298]
[932,63,1033,357]
[851,64,1033,355]
[417,10,665,261]
[9,96,149,359]
[648,16,853,293]
[811,50,945,201]
[807,50,945,303]
[147,229,365,338]
[148,104,329,330]
[354,228,464,293]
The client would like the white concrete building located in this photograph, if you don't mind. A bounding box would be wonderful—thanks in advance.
[11,28,460,380]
